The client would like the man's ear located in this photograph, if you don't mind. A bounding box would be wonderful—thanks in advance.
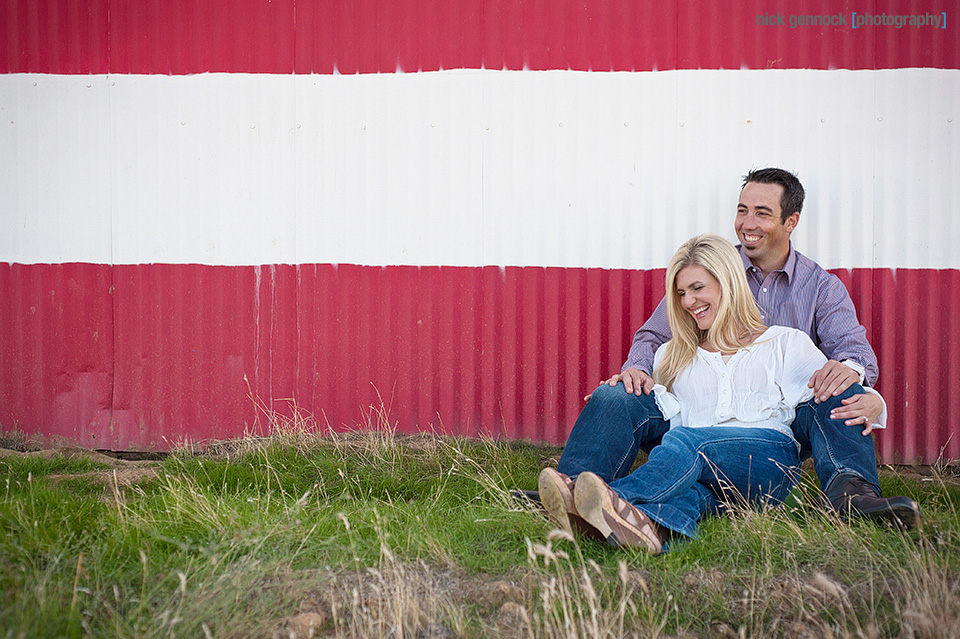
[784,212,800,233]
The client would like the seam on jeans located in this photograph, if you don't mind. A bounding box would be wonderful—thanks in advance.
[646,458,703,502]
[811,407,853,490]
[615,416,649,477]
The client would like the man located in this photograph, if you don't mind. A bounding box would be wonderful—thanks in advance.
[548,168,919,528]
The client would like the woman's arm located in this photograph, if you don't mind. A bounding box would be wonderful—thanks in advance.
[651,343,682,422]
[778,328,829,408]
[780,328,887,430]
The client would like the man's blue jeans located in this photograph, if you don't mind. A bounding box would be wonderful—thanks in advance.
[607,426,801,538]
[557,382,881,496]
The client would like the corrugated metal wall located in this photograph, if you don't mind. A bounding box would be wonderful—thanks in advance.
[1,263,667,447]
[3,0,957,73]
[4,262,956,462]
[1,0,958,462]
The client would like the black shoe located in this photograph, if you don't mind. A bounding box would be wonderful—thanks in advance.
[511,490,542,507]
[825,474,921,530]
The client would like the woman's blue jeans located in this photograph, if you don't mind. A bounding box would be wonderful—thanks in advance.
[557,382,881,500]
[606,426,801,539]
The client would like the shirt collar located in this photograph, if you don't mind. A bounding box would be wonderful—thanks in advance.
[737,242,797,283]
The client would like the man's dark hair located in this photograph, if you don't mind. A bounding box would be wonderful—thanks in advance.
[742,168,805,222]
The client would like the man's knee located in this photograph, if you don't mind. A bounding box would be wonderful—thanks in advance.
[814,383,866,419]
[837,383,866,400]
[588,382,632,404]
[797,383,865,420]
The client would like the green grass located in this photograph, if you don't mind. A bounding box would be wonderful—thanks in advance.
[2,453,111,478]
[1,422,958,639]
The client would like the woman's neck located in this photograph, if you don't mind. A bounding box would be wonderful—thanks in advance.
[699,326,765,354]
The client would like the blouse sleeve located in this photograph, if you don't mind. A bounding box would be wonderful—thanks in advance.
[777,328,828,409]
[651,343,682,422]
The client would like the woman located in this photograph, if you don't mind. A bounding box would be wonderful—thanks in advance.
[538,234,885,553]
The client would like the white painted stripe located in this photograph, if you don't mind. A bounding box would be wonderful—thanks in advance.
[1,69,958,269]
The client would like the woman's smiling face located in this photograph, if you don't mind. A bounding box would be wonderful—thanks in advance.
[676,264,722,332]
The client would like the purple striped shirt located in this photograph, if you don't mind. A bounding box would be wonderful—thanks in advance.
[622,244,880,386]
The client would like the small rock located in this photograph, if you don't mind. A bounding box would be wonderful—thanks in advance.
[283,612,327,639]
[416,622,457,639]
[785,621,821,639]
[474,580,525,607]
[498,601,529,625]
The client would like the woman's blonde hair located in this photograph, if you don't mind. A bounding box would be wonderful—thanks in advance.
[653,234,766,390]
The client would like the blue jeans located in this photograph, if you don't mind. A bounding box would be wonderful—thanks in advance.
[557,382,881,495]
[608,426,801,539]
[793,385,881,494]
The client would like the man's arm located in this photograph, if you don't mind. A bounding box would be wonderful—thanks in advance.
[622,297,672,374]
[806,271,881,414]
[615,298,673,395]
[585,297,672,400]
[812,271,879,387]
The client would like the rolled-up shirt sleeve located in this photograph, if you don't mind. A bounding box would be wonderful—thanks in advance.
[861,387,888,428]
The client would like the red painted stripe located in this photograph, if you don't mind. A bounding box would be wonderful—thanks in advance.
[845,268,960,465]
[0,263,115,446]
[3,262,957,463]
[2,0,957,74]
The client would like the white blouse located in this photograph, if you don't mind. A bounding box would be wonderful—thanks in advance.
[651,325,887,441]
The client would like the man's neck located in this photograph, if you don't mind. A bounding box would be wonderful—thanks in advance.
[751,250,790,280]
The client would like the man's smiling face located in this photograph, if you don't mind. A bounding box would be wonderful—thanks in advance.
[735,181,798,268]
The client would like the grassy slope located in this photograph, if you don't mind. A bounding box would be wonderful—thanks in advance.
[1,428,958,639]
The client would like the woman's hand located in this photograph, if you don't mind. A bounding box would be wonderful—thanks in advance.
[829,393,884,435]
[584,368,654,401]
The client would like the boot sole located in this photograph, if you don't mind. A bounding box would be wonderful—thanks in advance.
[573,472,660,553]
[861,500,922,530]
[538,468,574,535]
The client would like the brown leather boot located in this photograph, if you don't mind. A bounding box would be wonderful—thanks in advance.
[826,474,921,529]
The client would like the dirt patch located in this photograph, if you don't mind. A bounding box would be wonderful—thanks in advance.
[264,563,533,639]
[0,446,164,495]
[48,466,160,488]
[0,446,153,467]
[886,463,960,487]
